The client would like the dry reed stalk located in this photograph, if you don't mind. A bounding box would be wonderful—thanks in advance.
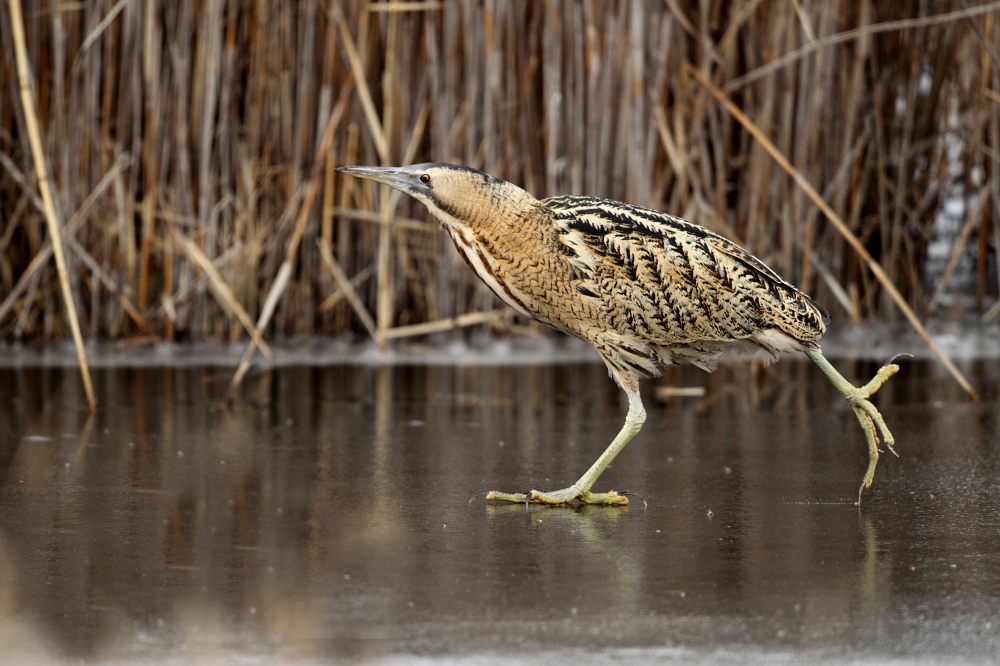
[318,264,375,313]
[334,124,361,331]
[173,231,273,360]
[689,64,978,401]
[331,1,390,163]
[986,14,999,316]
[368,100,430,347]
[0,194,26,270]
[654,385,707,399]
[366,2,444,12]
[374,103,397,349]
[0,1,995,355]
[64,235,147,329]
[7,0,94,410]
[79,0,133,54]
[982,295,1000,321]
[320,146,338,329]
[726,0,1000,90]
[384,309,507,340]
[329,1,395,348]
[157,242,244,322]
[0,156,129,323]
[317,240,377,339]
[926,187,988,317]
[322,152,336,250]
[225,82,353,401]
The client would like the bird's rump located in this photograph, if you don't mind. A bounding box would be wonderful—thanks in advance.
[547,196,828,371]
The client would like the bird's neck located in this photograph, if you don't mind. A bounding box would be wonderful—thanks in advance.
[428,182,551,321]
[466,182,542,240]
[424,181,542,241]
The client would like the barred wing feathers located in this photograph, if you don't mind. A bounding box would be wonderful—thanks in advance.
[547,196,828,372]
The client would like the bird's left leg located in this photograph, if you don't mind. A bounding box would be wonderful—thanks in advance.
[480,385,646,506]
[805,349,901,502]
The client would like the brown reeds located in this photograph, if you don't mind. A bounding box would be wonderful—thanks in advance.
[689,65,977,398]
[6,0,94,410]
[1,2,997,384]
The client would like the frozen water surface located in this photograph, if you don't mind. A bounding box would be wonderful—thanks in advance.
[0,353,998,665]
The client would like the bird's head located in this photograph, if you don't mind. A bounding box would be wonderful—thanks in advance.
[336,163,533,231]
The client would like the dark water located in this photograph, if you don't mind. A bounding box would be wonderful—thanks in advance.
[0,358,998,664]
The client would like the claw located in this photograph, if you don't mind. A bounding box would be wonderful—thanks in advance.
[884,352,913,367]
[618,490,648,508]
[469,492,491,504]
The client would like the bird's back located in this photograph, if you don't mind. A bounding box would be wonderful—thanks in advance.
[541,195,829,376]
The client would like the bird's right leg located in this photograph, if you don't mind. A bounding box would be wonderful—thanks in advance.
[805,350,901,502]
[479,383,646,506]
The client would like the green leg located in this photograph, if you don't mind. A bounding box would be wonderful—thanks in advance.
[480,390,646,506]
[805,350,900,503]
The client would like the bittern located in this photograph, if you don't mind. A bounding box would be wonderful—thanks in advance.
[338,163,901,506]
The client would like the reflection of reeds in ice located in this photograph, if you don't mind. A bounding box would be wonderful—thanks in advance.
[1,0,997,352]
[2,361,997,659]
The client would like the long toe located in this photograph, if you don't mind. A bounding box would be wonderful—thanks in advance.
[479,490,530,503]
[578,490,630,505]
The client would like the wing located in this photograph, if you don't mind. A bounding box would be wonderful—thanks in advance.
[546,196,828,352]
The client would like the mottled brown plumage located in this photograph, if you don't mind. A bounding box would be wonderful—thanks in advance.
[338,163,900,505]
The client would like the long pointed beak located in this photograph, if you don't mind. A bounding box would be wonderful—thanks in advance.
[335,165,420,194]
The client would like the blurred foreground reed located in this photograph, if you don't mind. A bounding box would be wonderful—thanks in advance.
[1,0,998,349]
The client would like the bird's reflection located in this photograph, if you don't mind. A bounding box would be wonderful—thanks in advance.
[857,511,891,622]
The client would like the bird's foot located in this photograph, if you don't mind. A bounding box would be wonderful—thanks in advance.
[472,485,630,506]
[848,360,903,503]
[805,350,907,503]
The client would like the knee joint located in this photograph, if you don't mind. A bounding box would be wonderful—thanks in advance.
[627,409,647,428]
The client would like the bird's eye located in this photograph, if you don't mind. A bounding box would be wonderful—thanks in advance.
[419,174,430,184]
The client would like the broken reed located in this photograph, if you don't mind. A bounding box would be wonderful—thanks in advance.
[0,0,997,343]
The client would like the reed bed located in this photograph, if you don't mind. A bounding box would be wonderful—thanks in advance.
[1,0,998,349]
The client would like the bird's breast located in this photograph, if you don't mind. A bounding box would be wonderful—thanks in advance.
[444,226,534,319]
